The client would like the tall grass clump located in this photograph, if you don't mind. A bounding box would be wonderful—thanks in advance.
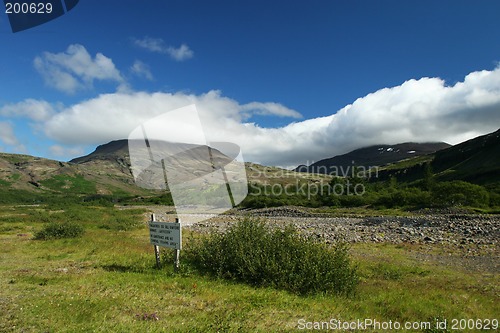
[34,222,84,240]
[185,218,358,296]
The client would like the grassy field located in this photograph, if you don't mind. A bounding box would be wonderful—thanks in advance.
[0,205,498,332]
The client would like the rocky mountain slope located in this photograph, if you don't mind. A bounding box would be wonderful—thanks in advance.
[0,140,327,198]
[0,149,145,197]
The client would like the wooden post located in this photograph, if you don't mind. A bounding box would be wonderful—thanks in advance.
[174,217,180,272]
[151,213,161,268]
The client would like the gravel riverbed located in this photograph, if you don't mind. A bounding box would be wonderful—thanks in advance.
[136,205,499,272]
[141,206,499,246]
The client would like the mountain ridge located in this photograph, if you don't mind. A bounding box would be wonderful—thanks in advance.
[294,142,451,175]
[70,139,129,164]
[0,130,498,200]
[376,128,500,185]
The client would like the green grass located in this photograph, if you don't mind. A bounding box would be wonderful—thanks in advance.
[0,188,47,204]
[40,174,97,194]
[9,173,21,181]
[380,155,434,171]
[0,153,32,164]
[34,221,85,240]
[0,179,11,186]
[0,205,498,332]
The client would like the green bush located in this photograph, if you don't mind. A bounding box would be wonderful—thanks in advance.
[489,191,500,208]
[375,187,431,208]
[34,222,85,240]
[185,218,358,296]
[431,181,489,208]
[338,195,369,207]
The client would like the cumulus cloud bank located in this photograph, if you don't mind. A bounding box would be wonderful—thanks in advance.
[36,66,500,166]
[42,90,302,148]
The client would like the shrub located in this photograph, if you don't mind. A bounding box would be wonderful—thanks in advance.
[431,181,490,208]
[489,191,500,208]
[338,194,369,207]
[34,222,84,240]
[82,194,116,207]
[375,187,431,208]
[185,218,358,296]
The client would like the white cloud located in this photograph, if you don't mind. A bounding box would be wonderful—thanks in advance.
[133,37,194,61]
[34,44,124,94]
[25,66,500,167]
[49,144,85,158]
[320,69,500,154]
[0,99,56,121]
[241,102,302,119]
[0,121,25,152]
[166,44,194,61]
[132,36,164,53]
[42,90,302,152]
[130,60,153,80]
[0,122,19,146]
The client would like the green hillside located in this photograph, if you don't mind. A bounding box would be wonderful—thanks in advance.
[432,129,500,184]
[375,129,500,187]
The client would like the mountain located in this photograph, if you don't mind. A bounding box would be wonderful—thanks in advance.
[71,140,327,188]
[70,139,130,164]
[375,128,500,186]
[0,140,326,201]
[0,141,148,199]
[294,142,451,175]
[68,139,135,186]
[71,140,243,187]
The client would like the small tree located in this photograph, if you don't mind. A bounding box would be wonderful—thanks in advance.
[388,175,398,190]
[348,166,366,193]
[422,162,434,191]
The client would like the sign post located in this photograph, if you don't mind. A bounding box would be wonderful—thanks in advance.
[151,214,161,268]
[173,218,180,271]
[149,214,182,271]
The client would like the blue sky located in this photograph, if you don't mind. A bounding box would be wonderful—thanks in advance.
[1,0,499,166]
